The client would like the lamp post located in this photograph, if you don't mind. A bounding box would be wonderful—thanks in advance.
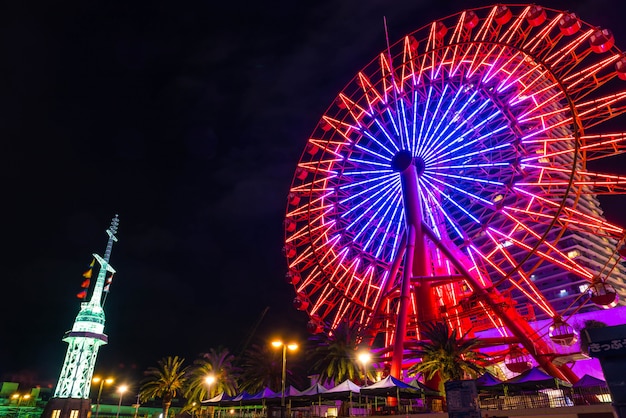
[358,352,371,386]
[116,385,128,418]
[205,375,216,418]
[272,340,298,418]
[12,394,30,418]
[358,351,371,414]
[93,376,114,418]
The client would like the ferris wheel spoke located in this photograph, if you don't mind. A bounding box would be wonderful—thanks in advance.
[423,173,498,208]
[289,213,336,246]
[543,29,593,69]
[518,133,626,163]
[297,159,341,176]
[491,51,533,94]
[356,72,385,109]
[482,229,557,316]
[296,266,324,294]
[420,176,487,225]
[339,173,397,206]
[360,192,403,252]
[431,128,510,165]
[308,138,351,158]
[487,223,594,280]
[400,36,418,87]
[511,79,565,110]
[416,86,463,156]
[503,204,624,239]
[374,200,404,259]
[580,133,626,160]
[560,54,621,100]
[472,7,497,42]
[290,177,337,194]
[286,193,333,219]
[518,164,626,194]
[497,6,531,46]
[344,182,400,240]
[465,246,494,288]
[420,85,450,148]
[522,12,562,54]
[577,91,626,129]
[420,90,483,159]
[337,93,373,125]
[499,209,596,276]
[512,185,625,232]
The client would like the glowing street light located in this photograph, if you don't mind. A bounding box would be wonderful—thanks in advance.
[272,340,298,418]
[205,375,216,398]
[12,394,30,418]
[358,351,371,386]
[116,385,128,418]
[93,376,114,418]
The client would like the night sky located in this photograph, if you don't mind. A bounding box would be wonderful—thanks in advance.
[3,0,626,387]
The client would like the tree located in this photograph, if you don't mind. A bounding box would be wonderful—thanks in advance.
[237,343,282,393]
[186,347,239,407]
[139,356,189,418]
[407,322,485,391]
[579,319,607,355]
[308,321,364,385]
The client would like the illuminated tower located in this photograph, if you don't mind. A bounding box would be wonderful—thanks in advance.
[42,215,119,418]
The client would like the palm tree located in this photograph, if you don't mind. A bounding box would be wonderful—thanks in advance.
[186,347,239,406]
[308,321,364,385]
[237,343,282,393]
[407,321,485,392]
[139,356,189,418]
[578,319,607,354]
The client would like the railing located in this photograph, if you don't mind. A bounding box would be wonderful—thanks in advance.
[478,387,612,411]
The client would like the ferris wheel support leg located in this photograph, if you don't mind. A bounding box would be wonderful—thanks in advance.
[391,226,415,380]
[391,151,439,384]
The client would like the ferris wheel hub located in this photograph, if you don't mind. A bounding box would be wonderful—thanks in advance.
[391,150,425,176]
[391,150,413,172]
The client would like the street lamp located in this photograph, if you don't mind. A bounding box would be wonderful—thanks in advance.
[205,374,216,398]
[272,340,298,418]
[358,351,371,386]
[93,376,114,418]
[116,385,128,418]
[204,375,217,418]
[12,394,30,418]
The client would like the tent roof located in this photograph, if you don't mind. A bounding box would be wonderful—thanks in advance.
[201,392,234,405]
[365,376,414,390]
[505,367,572,390]
[475,372,504,388]
[324,379,361,399]
[230,391,256,402]
[572,374,608,388]
[360,376,423,398]
[295,383,328,398]
[406,378,441,396]
[285,386,303,397]
[249,387,280,400]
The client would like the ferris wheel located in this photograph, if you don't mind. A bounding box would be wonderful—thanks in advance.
[284,4,626,382]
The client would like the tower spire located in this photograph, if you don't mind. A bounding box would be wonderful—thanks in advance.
[43,215,121,418]
[89,214,119,306]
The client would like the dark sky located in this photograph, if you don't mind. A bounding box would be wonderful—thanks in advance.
[2,0,626,386]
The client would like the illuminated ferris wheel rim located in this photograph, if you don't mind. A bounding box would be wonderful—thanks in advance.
[285,3,626,348]
[302,42,585,275]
